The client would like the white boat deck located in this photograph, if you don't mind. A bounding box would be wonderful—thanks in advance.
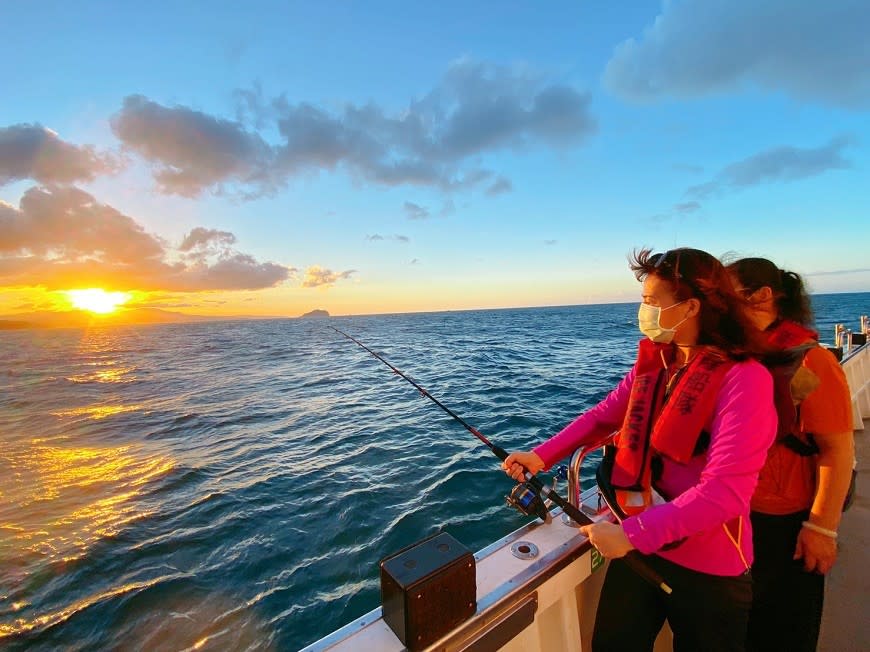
[817,335,869,652]
[818,416,869,651]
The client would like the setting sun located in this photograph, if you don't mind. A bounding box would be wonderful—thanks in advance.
[65,289,132,315]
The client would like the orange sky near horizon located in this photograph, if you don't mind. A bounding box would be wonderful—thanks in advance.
[0,271,644,321]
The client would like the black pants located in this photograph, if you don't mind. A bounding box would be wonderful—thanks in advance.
[746,510,824,652]
[592,554,752,652]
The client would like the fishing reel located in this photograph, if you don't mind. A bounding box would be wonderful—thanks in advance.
[506,482,549,522]
[505,465,569,523]
[506,481,551,523]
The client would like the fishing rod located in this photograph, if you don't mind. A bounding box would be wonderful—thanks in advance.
[330,325,672,595]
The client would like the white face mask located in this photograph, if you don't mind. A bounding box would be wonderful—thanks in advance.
[638,300,689,343]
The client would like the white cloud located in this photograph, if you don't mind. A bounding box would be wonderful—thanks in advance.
[302,265,356,288]
[687,136,853,199]
[604,0,870,109]
[111,58,597,198]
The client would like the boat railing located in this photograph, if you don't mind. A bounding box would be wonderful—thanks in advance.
[298,482,619,652]
[839,317,870,431]
[835,315,869,358]
[565,434,613,524]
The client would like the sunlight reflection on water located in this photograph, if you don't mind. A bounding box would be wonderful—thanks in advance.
[51,404,146,419]
[66,366,138,383]
[0,441,175,638]
[1,442,173,557]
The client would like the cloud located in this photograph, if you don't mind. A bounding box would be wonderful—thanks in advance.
[0,185,291,291]
[544,239,557,246]
[0,124,118,186]
[404,201,430,220]
[0,185,164,261]
[111,95,274,198]
[302,265,356,288]
[687,136,853,199]
[178,252,293,291]
[486,176,513,196]
[270,60,595,190]
[114,59,596,198]
[673,201,701,213]
[179,227,237,251]
[805,267,870,277]
[603,0,870,109]
[366,234,409,243]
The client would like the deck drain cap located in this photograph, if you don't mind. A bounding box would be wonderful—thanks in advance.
[510,541,539,560]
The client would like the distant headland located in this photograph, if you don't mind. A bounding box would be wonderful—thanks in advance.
[300,309,330,319]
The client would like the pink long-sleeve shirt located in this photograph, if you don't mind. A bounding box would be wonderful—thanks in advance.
[534,357,776,576]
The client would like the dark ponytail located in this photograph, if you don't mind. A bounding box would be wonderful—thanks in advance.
[727,258,813,326]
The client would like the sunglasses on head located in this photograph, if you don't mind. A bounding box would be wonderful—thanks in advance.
[653,249,682,280]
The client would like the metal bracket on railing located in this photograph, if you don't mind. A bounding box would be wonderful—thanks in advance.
[561,434,614,527]
[837,319,870,357]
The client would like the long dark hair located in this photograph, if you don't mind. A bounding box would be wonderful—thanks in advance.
[630,247,758,359]
[727,257,813,327]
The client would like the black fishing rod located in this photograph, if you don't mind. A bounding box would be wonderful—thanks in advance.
[330,325,672,595]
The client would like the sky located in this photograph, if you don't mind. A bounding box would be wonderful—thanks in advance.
[1,0,868,318]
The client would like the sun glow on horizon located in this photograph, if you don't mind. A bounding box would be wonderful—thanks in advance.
[65,289,132,314]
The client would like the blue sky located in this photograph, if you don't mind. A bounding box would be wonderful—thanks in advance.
[1,1,868,316]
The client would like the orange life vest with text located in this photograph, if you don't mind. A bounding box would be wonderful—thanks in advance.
[606,339,736,516]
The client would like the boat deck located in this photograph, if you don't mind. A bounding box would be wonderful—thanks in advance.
[818,416,869,652]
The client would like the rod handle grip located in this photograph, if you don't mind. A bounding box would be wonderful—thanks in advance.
[623,552,673,595]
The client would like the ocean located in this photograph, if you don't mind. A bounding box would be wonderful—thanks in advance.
[1,293,867,651]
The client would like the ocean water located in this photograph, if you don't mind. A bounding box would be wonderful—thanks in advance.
[1,293,867,651]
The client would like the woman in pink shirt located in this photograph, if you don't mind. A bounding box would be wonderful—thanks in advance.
[504,248,776,652]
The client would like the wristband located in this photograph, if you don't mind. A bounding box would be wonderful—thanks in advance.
[801,521,838,539]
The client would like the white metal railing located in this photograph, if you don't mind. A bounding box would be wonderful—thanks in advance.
[298,486,611,652]
[840,319,870,431]
[835,315,870,357]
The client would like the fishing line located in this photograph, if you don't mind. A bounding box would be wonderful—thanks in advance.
[330,325,672,594]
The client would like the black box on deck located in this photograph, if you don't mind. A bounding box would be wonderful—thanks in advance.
[380,531,476,650]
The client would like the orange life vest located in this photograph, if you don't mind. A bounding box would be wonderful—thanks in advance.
[608,339,736,515]
[752,320,824,514]
[762,320,819,443]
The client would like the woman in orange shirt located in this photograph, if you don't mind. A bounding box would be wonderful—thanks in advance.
[728,257,855,652]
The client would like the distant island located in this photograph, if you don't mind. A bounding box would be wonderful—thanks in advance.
[300,309,330,319]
